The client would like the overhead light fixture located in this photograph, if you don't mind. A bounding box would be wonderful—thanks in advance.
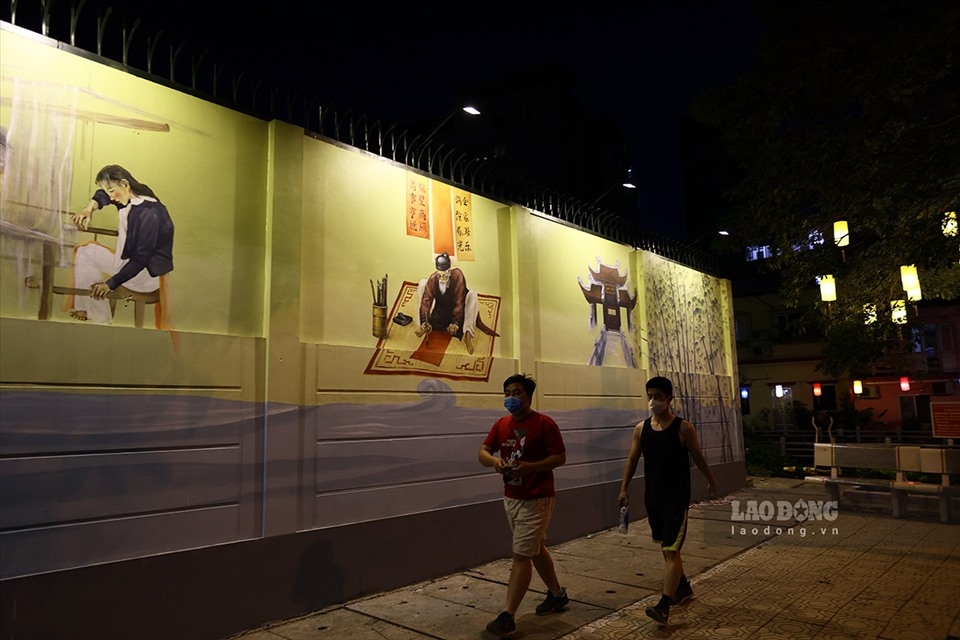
[718,230,730,236]
[423,105,482,146]
[591,169,637,204]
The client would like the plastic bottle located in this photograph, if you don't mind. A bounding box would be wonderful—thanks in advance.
[618,505,629,534]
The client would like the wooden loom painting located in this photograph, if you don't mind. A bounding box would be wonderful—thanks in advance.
[364,280,501,381]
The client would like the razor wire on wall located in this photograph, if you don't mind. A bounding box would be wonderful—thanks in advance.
[1,0,718,275]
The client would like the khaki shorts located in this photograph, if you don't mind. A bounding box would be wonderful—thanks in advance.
[503,496,555,557]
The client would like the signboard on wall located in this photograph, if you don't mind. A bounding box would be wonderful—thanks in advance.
[932,402,960,438]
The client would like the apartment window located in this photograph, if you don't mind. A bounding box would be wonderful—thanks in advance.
[735,315,752,343]
[912,324,946,371]
[745,245,772,262]
[774,310,805,341]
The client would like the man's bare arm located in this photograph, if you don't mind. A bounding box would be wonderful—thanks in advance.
[617,424,643,506]
[681,421,718,497]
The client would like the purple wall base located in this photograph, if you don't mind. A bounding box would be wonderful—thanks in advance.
[0,462,744,640]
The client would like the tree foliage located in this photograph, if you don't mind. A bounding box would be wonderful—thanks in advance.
[691,0,960,376]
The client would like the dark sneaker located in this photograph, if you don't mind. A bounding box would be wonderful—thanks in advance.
[535,587,569,615]
[673,580,694,605]
[485,611,516,638]
[645,602,669,625]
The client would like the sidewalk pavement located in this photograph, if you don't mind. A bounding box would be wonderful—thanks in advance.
[230,477,960,640]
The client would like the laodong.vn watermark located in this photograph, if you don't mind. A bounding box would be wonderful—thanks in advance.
[704,498,842,544]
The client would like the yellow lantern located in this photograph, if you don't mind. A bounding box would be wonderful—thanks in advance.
[891,300,907,324]
[900,265,919,291]
[853,380,863,395]
[906,286,922,302]
[833,221,849,247]
[819,275,837,302]
[944,211,957,237]
[863,303,877,325]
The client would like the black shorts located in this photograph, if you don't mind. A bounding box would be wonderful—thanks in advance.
[647,506,688,552]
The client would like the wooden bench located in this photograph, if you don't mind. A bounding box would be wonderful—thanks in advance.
[805,443,960,522]
[52,285,160,328]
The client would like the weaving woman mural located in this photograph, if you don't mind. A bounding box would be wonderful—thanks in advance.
[66,165,175,327]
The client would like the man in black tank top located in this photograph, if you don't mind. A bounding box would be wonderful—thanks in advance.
[618,376,719,626]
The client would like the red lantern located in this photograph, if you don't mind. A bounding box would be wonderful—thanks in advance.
[812,383,822,397]
[900,377,910,391]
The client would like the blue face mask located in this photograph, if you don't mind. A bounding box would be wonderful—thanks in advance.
[504,396,523,415]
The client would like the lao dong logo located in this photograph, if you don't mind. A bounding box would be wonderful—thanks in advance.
[730,499,839,522]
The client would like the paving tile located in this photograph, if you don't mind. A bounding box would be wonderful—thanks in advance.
[778,604,835,625]
[950,616,960,638]
[264,608,432,640]
[828,611,888,636]
[676,622,765,638]
[751,618,826,639]
[411,573,505,610]
[552,546,664,589]
[545,571,656,611]
[559,612,669,640]
[229,630,286,640]
[878,603,957,640]
[347,590,504,639]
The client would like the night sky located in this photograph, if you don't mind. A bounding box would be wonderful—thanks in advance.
[24,1,766,237]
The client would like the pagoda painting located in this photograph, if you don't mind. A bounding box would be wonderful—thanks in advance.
[577,257,638,367]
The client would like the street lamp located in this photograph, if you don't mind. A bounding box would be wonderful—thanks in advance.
[421,105,481,147]
[589,168,637,205]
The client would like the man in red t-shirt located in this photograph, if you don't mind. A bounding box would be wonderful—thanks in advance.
[478,373,569,638]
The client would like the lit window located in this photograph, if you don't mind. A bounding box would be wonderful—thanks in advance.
[745,245,772,262]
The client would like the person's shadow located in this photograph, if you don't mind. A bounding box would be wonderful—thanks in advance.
[292,540,345,611]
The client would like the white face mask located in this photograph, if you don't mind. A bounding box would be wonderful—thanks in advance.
[648,398,668,415]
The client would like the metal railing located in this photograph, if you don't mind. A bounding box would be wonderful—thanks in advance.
[2,1,719,275]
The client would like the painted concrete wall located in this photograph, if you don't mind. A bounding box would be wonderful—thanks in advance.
[0,25,745,640]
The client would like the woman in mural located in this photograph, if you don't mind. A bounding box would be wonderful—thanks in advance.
[68,165,174,325]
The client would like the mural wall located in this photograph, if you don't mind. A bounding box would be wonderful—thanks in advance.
[0,23,742,623]
[0,30,267,337]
